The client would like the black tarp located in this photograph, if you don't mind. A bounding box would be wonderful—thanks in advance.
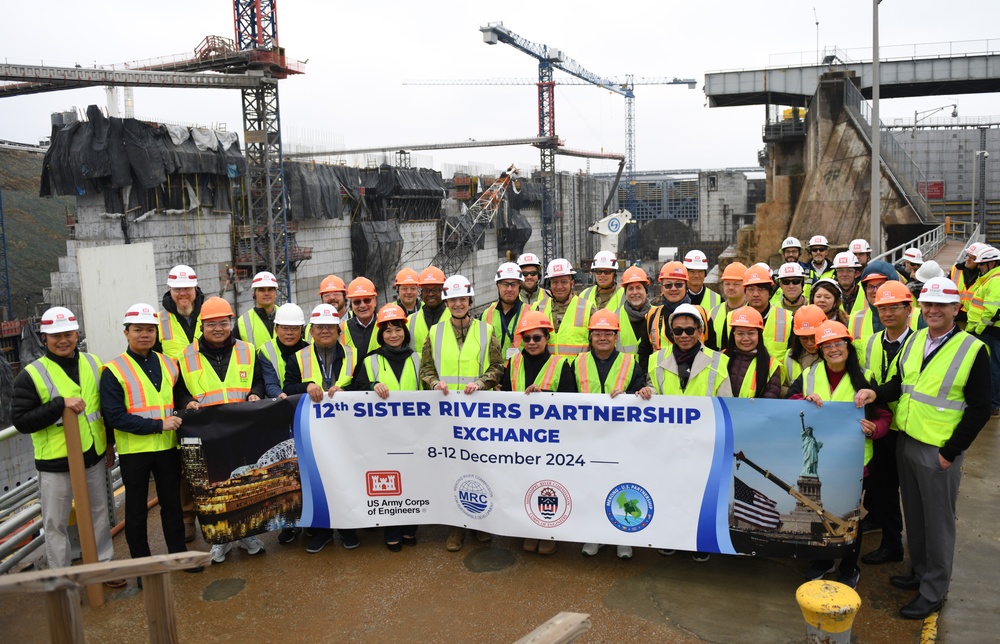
[497,207,532,259]
[351,220,404,299]
[283,162,361,220]
[359,165,445,221]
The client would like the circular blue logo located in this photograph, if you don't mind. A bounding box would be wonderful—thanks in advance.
[608,217,621,232]
[605,483,654,532]
[454,474,493,519]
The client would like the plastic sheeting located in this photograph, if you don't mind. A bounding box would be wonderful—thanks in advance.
[360,165,445,221]
[497,207,532,259]
[283,162,361,220]
[18,325,43,366]
[351,220,404,298]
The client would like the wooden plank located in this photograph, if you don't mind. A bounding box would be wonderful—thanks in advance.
[0,552,211,595]
[143,574,178,644]
[514,612,592,644]
[61,410,103,608]
[45,586,85,644]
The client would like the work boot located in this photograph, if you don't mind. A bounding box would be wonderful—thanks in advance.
[474,531,492,543]
[446,528,465,552]
[184,521,197,544]
[537,540,557,555]
[523,539,539,552]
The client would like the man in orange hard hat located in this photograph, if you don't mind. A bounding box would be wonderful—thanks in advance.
[343,277,380,358]
[393,268,422,316]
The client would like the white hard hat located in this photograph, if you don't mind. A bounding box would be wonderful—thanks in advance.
[781,236,802,250]
[123,303,158,326]
[808,235,829,248]
[918,277,960,304]
[274,303,305,326]
[251,271,279,289]
[166,264,198,288]
[914,260,944,283]
[495,262,524,283]
[849,239,872,254]
[442,275,474,299]
[668,303,704,329]
[683,250,709,271]
[310,304,341,326]
[545,258,576,279]
[901,248,924,264]
[833,251,861,269]
[40,306,79,334]
[975,247,1000,264]
[591,250,619,271]
[777,263,805,279]
[964,242,984,260]
[517,252,542,267]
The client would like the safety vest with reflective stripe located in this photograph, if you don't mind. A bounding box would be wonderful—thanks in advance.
[296,344,356,390]
[646,306,709,351]
[180,340,255,406]
[341,319,381,355]
[408,306,451,352]
[523,288,549,310]
[482,301,525,359]
[968,266,1000,334]
[23,353,106,461]
[693,288,722,314]
[580,285,624,313]
[105,352,178,454]
[860,329,909,430]
[537,295,593,358]
[648,346,728,396]
[783,353,802,385]
[709,302,742,350]
[951,264,973,312]
[761,307,791,364]
[735,356,780,398]
[364,353,420,391]
[508,352,566,392]
[258,339,290,388]
[574,352,634,394]
[802,363,875,465]
[428,319,491,390]
[237,310,272,349]
[615,303,643,354]
[893,329,982,447]
[158,309,201,360]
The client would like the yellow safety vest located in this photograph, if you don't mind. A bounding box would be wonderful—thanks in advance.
[259,338,292,388]
[579,285,624,312]
[508,352,566,392]
[158,309,201,360]
[968,266,1000,334]
[428,319,491,391]
[761,307,791,364]
[23,353,106,461]
[735,356,780,398]
[615,303,643,354]
[295,344,356,389]
[538,295,593,358]
[408,306,451,352]
[574,352,635,394]
[364,353,420,391]
[482,301,526,359]
[237,310,273,349]
[648,346,728,396]
[802,363,874,465]
[693,288,722,313]
[951,264,973,312]
[180,340,255,406]
[783,353,802,385]
[893,329,982,448]
[104,352,178,454]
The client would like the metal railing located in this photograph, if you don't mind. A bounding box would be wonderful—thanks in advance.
[842,81,932,223]
[873,224,946,266]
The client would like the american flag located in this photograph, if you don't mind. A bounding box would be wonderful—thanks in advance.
[734,477,780,529]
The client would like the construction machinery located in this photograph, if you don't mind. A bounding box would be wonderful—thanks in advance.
[588,209,633,257]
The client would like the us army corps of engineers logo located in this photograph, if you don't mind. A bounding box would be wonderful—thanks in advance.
[605,483,654,532]
[524,480,572,528]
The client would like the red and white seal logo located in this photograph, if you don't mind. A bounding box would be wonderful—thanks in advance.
[524,479,572,528]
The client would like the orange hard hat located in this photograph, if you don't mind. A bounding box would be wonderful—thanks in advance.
[200,296,234,321]
[418,266,446,286]
[516,310,554,336]
[658,261,688,282]
[814,320,852,346]
[874,280,913,306]
[621,266,649,286]
[394,267,419,287]
[793,305,827,336]
[721,262,748,282]
[588,308,621,332]
[347,277,377,299]
[729,306,764,330]
[742,265,774,287]
[376,304,408,326]
[319,275,347,295]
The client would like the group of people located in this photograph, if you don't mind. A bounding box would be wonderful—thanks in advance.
[11,236,991,620]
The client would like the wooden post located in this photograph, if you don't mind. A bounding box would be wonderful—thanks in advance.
[44,585,85,644]
[142,573,178,644]
[61,409,104,608]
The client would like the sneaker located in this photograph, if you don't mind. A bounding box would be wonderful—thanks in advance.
[210,542,233,564]
[837,567,861,589]
[340,530,360,550]
[277,528,299,544]
[238,535,265,555]
[617,545,633,560]
[446,527,465,552]
[692,552,711,563]
[581,543,603,556]
[306,531,335,553]
[657,549,676,556]
[803,562,836,581]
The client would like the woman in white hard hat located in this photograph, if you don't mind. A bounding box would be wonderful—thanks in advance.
[260,303,309,400]
[810,279,850,326]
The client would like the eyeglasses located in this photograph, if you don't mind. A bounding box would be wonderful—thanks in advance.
[878,303,910,312]
[591,330,617,339]
[521,270,539,278]
[671,326,699,336]
[522,334,546,343]
[661,282,686,290]
[498,282,520,289]
[353,298,373,305]
[820,340,848,349]
[809,247,828,252]
[594,269,616,276]
[779,278,804,286]
[203,320,231,329]
[733,329,759,339]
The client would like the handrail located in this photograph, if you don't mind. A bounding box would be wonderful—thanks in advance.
[872,224,946,265]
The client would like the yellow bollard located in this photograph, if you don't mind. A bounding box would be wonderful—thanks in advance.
[796,580,862,644]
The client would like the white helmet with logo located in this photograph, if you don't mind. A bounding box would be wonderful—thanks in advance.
[517,252,542,267]
[849,239,872,254]
[683,250,709,271]
[975,246,1000,264]
[40,306,79,334]
[166,264,198,288]
[310,304,341,326]
[780,236,802,250]
[274,303,305,326]
[808,235,830,248]
[495,262,524,283]
[442,275,475,299]
[833,251,861,269]
[591,250,619,271]
[123,303,158,326]
[918,277,960,304]
[668,303,705,329]
[777,263,805,279]
[251,271,279,289]
[545,258,576,279]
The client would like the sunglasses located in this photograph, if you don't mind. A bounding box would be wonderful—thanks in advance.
[521,270,539,277]
[671,326,698,336]
[809,247,827,252]
[522,334,545,343]
[353,298,373,305]
[661,282,687,290]
[780,278,804,286]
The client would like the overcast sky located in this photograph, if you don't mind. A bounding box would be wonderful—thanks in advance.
[3,0,998,177]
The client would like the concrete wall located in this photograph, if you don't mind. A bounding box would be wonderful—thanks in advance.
[698,171,750,243]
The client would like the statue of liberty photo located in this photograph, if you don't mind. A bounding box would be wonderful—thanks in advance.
[800,412,822,478]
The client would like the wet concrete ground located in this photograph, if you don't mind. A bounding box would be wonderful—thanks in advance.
[2,420,996,643]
